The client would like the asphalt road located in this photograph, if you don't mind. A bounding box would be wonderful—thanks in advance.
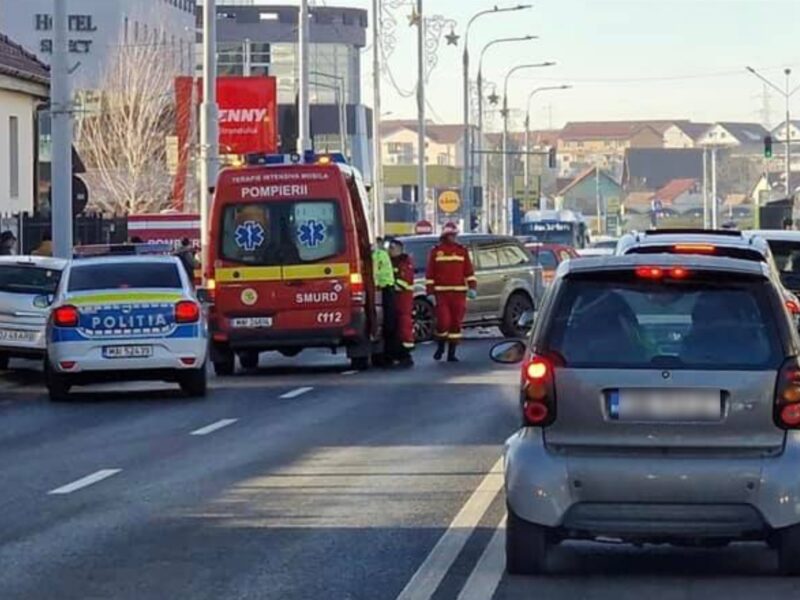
[1,338,799,599]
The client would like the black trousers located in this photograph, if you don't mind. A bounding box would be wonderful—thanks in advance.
[382,287,400,359]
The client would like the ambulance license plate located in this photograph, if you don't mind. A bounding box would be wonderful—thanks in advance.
[231,317,273,329]
[102,345,154,359]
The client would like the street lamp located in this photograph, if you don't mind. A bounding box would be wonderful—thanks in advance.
[462,4,532,229]
[524,85,571,211]
[476,35,537,232]
[746,66,800,202]
[502,62,555,234]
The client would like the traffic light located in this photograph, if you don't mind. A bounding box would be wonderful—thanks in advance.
[547,146,557,169]
[764,135,773,158]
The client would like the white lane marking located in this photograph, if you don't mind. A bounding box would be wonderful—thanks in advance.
[396,457,504,600]
[48,469,122,495]
[456,517,506,600]
[280,386,313,399]
[190,418,238,436]
[341,370,358,376]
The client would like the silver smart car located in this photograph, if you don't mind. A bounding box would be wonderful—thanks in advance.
[491,253,800,575]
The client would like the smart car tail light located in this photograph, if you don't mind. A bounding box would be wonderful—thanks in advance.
[175,300,200,324]
[776,358,800,429]
[522,354,557,427]
[53,305,79,328]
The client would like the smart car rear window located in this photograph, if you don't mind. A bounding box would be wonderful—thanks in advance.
[544,273,783,370]
[68,263,182,291]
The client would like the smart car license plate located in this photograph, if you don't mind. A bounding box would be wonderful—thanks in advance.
[102,345,153,359]
[231,317,272,328]
[609,389,722,422]
[0,329,36,343]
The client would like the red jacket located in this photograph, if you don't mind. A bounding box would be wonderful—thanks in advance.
[392,253,415,294]
[425,240,476,295]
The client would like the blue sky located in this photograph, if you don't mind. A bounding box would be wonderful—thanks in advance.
[340,0,800,129]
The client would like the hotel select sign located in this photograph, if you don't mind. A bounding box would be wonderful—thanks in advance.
[35,13,97,54]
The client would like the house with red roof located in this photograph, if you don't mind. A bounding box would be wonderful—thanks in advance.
[652,178,702,211]
[0,33,49,214]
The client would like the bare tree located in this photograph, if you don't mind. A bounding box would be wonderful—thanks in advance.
[77,33,191,215]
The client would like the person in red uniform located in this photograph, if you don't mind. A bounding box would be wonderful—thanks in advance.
[388,238,415,367]
[425,222,477,362]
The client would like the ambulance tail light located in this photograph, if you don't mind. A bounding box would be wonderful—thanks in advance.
[175,300,200,324]
[350,272,366,305]
[53,305,79,328]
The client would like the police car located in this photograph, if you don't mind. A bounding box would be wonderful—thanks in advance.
[45,249,208,401]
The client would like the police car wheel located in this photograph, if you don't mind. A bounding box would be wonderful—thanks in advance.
[46,371,72,402]
[0,353,8,370]
[179,367,208,398]
[239,352,259,371]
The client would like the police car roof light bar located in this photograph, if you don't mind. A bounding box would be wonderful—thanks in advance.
[244,151,348,167]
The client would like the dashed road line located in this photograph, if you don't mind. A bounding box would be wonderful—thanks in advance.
[395,457,504,600]
[341,370,358,376]
[280,386,314,399]
[190,418,239,436]
[48,469,122,495]
[456,517,506,600]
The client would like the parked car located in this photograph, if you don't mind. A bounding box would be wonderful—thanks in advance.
[0,256,67,370]
[749,229,800,298]
[491,253,800,575]
[577,235,619,257]
[399,234,545,341]
[523,242,578,285]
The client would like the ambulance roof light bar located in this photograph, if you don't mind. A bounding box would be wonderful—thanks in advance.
[245,151,347,166]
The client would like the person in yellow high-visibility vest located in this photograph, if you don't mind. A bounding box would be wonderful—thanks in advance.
[372,237,396,364]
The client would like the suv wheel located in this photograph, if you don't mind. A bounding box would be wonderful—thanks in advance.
[413,297,435,342]
[778,524,800,575]
[506,503,550,575]
[500,293,534,338]
[239,351,259,371]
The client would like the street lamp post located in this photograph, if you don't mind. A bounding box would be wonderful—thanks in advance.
[476,34,537,232]
[524,85,570,211]
[502,62,555,234]
[746,66,800,203]
[462,5,532,231]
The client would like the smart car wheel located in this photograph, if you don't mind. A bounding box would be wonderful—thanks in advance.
[506,503,550,575]
[413,298,435,343]
[778,524,800,575]
[500,293,534,338]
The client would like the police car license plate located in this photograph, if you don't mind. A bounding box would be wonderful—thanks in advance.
[0,329,36,343]
[231,317,272,328]
[102,345,154,359]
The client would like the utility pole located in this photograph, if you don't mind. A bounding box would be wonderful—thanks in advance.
[702,147,708,228]
[416,0,427,218]
[711,147,718,229]
[785,68,792,201]
[51,0,73,258]
[200,0,219,279]
[297,0,311,153]
[595,164,602,234]
[371,0,384,236]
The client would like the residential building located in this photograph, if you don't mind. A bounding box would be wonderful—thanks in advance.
[199,3,374,178]
[663,122,711,148]
[558,121,666,178]
[695,122,770,151]
[622,148,704,192]
[555,166,621,218]
[0,0,196,89]
[381,121,467,167]
[0,34,48,214]
[749,172,800,204]
[771,120,800,145]
[651,178,702,212]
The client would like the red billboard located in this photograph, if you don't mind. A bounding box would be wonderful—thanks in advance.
[172,76,278,210]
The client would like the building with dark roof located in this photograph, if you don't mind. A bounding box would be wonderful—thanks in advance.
[696,122,770,149]
[622,148,704,191]
[0,33,49,214]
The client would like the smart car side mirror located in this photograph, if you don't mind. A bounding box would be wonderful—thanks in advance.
[490,340,527,364]
[517,310,535,332]
[33,295,53,309]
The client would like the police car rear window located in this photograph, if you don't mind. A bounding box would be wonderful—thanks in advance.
[68,263,182,292]
[0,265,60,295]
[220,201,345,265]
